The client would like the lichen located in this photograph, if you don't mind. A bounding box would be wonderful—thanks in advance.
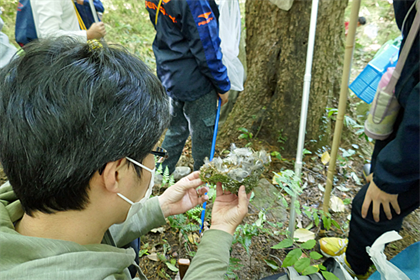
[199,144,271,193]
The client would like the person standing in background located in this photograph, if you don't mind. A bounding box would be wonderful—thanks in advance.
[145,0,230,175]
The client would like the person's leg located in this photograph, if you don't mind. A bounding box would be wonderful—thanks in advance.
[161,98,190,174]
[346,183,420,275]
[184,90,217,171]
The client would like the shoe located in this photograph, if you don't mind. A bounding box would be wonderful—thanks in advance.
[319,238,370,279]
[319,237,348,258]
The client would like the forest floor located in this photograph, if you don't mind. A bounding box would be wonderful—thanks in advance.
[1,0,418,279]
[133,133,420,279]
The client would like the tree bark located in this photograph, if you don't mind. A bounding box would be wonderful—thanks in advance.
[218,0,348,156]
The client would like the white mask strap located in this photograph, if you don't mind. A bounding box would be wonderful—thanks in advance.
[117,193,134,205]
[126,157,154,173]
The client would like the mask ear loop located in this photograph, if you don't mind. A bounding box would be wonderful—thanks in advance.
[126,157,154,173]
[117,193,134,205]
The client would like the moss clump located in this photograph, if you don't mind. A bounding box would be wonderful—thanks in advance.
[199,144,271,194]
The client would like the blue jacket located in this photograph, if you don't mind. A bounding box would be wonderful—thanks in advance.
[146,0,230,102]
[371,0,419,194]
[75,0,104,29]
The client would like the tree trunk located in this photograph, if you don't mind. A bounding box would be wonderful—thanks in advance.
[218,0,348,156]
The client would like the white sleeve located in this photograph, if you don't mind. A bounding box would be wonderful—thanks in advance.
[31,0,87,42]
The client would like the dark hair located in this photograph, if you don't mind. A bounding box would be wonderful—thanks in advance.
[0,37,170,216]
[358,16,367,25]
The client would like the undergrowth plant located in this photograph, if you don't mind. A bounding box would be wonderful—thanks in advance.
[238,127,253,147]
[271,239,339,280]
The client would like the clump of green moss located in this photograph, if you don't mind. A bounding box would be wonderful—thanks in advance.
[199,144,271,193]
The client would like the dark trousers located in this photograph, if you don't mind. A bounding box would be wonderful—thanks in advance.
[161,90,217,174]
[346,106,420,275]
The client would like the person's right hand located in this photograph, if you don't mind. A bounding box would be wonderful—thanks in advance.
[218,92,229,106]
[210,183,251,235]
[87,22,106,40]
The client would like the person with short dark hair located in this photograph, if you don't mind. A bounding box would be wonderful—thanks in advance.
[0,37,251,279]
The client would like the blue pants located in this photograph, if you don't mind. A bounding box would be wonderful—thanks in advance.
[161,90,217,174]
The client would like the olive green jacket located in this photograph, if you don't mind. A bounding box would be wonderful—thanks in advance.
[0,182,233,279]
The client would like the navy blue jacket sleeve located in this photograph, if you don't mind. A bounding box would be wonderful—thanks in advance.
[182,0,230,94]
[82,0,104,13]
[373,85,419,194]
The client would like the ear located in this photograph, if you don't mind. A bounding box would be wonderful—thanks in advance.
[100,158,127,193]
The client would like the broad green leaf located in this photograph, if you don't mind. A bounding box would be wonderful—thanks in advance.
[331,220,341,229]
[165,262,179,272]
[281,196,288,208]
[323,216,332,230]
[271,239,293,249]
[319,264,326,270]
[300,239,316,250]
[321,271,340,280]
[282,248,302,267]
[314,215,320,227]
[238,134,249,139]
[301,265,319,275]
[309,251,323,260]
[343,198,352,205]
[264,259,279,271]
[294,257,310,273]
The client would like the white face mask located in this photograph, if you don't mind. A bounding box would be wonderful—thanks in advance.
[117,157,155,223]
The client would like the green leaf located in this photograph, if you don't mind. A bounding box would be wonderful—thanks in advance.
[294,257,310,273]
[157,253,167,262]
[271,239,293,249]
[165,262,179,272]
[264,259,279,271]
[314,215,320,227]
[331,220,341,229]
[343,198,352,205]
[300,239,316,250]
[321,271,340,280]
[238,134,249,139]
[309,251,323,260]
[238,127,249,133]
[282,248,302,267]
[301,265,319,275]
[319,264,326,270]
[323,216,331,230]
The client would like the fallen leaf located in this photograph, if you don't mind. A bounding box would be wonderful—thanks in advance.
[330,195,345,212]
[150,227,165,233]
[337,185,350,192]
[318,184,325,192]
[272,174,279,185]
[321,151,330,165]
[188,233,200,244]
[350,172,362,186]
[293,228,315,243]
[147,253,159,262]
[308,174,315,183]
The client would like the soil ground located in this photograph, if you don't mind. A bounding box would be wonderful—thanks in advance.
[136,135,420,279]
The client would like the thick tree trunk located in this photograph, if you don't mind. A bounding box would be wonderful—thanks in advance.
[219,0,348,156]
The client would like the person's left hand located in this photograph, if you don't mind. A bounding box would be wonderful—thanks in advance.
[361,175,400,222]
[158,171,209,218]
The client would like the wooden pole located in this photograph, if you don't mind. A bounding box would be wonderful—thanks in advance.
[323,0,361,213]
